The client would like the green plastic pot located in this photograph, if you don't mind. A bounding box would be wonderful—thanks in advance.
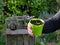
[29,18,44,36]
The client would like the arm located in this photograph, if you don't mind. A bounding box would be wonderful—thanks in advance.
[42,10,60,33]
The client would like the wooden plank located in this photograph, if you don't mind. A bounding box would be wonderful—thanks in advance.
[29,36,35,45]
[23,35,29,45]
[18,35,24,45]
[13,36,16,45]
[5,30,28,35]
[7,35,17,45]
[10,35,16,45]
[7,35,11,45]
[16,35,20,45]
[15,35,20,45]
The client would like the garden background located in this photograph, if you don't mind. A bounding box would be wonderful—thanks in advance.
[0,0,60,45]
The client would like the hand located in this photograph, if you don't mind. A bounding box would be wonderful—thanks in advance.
[27,22,33,37]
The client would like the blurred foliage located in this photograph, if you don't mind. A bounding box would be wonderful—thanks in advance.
[44,32,57,42]
[56,0,60,4]
[0,0,58,31]
[56,41,60,45]
[3,0,58,17]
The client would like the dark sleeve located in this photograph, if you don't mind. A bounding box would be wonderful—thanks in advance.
[42,11,60,33]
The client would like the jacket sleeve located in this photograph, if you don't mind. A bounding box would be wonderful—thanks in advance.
[42,11,60,33]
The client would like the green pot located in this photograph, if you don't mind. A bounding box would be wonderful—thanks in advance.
[30,18,44,36]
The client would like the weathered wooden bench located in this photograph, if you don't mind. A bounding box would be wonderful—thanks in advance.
[5,30,36,45]
[5,16,36,45]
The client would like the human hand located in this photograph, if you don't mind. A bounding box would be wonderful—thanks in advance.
[27,22,33,37]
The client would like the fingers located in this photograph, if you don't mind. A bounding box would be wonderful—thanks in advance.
[27,22,34,37]
[28,30,33,37]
